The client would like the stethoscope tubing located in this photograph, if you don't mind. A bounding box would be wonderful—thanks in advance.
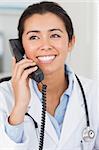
[75,74,90,127]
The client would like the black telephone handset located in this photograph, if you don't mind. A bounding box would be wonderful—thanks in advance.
[9,39,44,83]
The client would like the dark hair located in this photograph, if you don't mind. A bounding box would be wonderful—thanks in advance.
[18,1,74,43]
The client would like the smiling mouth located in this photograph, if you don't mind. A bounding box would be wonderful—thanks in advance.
[37,55,56,63]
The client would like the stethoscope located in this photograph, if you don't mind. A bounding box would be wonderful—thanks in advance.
[75,75,95,142]
[25,74,95,145]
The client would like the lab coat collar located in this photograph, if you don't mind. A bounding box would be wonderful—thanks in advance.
[27,79,59,144]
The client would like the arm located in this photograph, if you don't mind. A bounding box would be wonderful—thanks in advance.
[0,106,28,149]
[94,131,99,150]
[93,85,99,150]
[8,58,37,125]
[0,58,37,149]
[5,117,24,143]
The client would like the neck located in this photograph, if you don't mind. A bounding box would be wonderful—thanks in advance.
[38,67,68,115]
[39,67,68,92]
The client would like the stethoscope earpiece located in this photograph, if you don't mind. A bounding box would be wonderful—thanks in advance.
[82,127,95,142]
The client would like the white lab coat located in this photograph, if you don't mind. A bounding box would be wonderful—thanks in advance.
[0,74,99,150]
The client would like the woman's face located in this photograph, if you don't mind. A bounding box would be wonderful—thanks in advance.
[22,12,75,75]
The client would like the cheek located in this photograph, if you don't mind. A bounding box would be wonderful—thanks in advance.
[25,50,37,61]
[25,50,34,59]
[23,42,37,60]
[56,41,69,55]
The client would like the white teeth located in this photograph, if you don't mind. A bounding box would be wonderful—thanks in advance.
[37,56,55,61]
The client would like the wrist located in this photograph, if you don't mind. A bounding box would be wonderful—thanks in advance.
[8,106,27,125]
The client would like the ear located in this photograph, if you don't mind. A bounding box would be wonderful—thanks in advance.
[68,35,75,52]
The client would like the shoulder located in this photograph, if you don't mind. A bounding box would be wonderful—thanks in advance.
[75,75,99,92]
[0,80,13,98]
[76,75,99,116]
[74,75,99,106]
[0,80,14,115]
[76,75,99,125]
[0,79,12,91]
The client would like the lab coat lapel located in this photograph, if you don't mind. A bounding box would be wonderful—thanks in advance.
[27,79,58,144]
[58,77,85,147]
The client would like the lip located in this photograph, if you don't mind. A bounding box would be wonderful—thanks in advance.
[36,55,56,64]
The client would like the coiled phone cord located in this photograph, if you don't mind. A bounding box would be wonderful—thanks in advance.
[39,83,47,150]
[25,83,47,150]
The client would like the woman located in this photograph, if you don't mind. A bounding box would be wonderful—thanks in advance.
[0,1,99,150]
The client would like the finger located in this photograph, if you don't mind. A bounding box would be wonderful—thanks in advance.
[12,57,16,67]
[21,66,38,81]
[13,58,35,73]
[16,58,34,66]
[15,62,37,80]
[12,59,36,80]
[12,57,16,74]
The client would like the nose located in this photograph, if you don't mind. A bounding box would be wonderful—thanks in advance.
[40,38,52,51]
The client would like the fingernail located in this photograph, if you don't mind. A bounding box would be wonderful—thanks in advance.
[32,62,36,65]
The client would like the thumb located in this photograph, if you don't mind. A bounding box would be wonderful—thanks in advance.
[12,57,16,71]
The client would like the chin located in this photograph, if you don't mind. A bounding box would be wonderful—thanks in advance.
[41,65,60,76]
[43,68,53,76]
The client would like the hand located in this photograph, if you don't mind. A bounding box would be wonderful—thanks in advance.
[9,57,38,125]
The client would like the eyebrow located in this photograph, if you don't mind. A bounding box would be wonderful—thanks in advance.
[26,28,63,35]
[27,30,40,34]
[49,28,63,33]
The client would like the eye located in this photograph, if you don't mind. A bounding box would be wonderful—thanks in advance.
[50,34,61,38]
[29,36,40,40]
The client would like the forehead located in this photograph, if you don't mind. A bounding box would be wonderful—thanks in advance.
[23,12,66,31]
